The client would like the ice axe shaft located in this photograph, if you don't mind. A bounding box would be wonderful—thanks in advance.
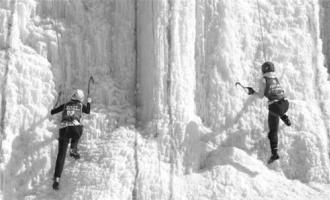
[235,82,251,94]
[235,82,247,89]
[87,76,94,97]
[53,91,62,108]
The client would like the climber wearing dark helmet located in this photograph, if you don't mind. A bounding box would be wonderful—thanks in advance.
[51,89,92,190]
[246,61,291,164]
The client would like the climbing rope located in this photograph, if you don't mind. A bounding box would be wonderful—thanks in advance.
[256,0,267,62]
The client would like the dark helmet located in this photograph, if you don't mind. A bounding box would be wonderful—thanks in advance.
[261,61,275,74]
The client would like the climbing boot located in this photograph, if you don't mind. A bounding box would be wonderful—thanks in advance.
[281,115,291,126]
[69,148,80,160]
[267,153,280,164]
[52,177,60,190]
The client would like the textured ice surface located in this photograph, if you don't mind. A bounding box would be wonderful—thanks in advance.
[1,0,330,199]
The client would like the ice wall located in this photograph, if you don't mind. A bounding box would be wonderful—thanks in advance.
[320,0,330,71]
[1,0,330,199]
[0,0,137,199]
[0,0,57,198]
[138,0,330,185]
[136,1,204,198]
[136,0,196,126]
[36,0,136,122]
[194,0,330,183]
[137,0,330,198]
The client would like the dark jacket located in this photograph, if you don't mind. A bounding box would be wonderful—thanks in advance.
[51,99,90,127]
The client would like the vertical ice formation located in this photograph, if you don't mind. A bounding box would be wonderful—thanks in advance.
[37,0,136,121]
[136,0,196,126]
[195,0,330,183]
[1,0,137,199]
[0,0,56,198]
[320,0,330,71]
[135,0,207,198]
[1,0,330,199]
[136,0,167,126]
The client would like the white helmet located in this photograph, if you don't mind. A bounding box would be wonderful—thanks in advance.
[71,89,84,102]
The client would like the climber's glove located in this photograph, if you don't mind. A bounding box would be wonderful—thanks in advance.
[247,87,255,95]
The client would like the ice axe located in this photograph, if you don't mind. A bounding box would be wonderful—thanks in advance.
[87,76,94,98]
[235,82,247,90]
[53,91,62,108]
[235,82,256,95]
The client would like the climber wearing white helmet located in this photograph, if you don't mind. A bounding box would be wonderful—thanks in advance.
[50,89,92,190]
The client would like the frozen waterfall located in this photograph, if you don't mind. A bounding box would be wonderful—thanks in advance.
[1,0,330,199]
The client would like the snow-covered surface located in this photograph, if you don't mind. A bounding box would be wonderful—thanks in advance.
[1,0,330,199]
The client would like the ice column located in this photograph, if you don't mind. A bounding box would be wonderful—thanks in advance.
[320,0,330,71]
[136,0,196,128]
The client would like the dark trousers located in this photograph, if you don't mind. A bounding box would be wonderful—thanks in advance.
[54,125,83,178]
[268,99,289,155]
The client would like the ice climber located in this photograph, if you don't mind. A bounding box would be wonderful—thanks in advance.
[246,61,291,164]
[51,89,91,190]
